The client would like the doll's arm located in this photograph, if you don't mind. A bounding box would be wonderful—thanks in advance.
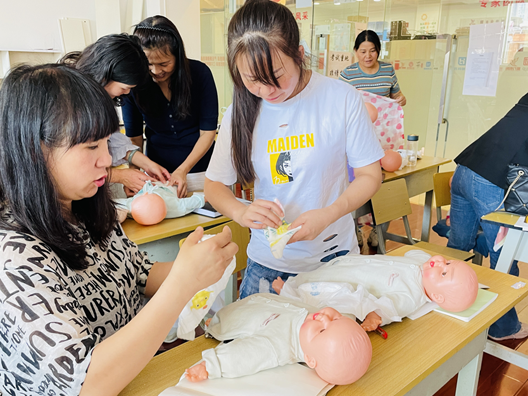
[272,277,285,294]
[185,361,209,382]
[201,336,281,379]
[361,312,382,331]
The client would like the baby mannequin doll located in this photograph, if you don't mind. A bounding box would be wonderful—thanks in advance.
[184,294,372,385]
[272,251,479,331]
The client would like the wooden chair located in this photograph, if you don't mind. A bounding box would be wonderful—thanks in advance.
[179,220,249,304]
[370,178,475,261]
[433,171,454,223]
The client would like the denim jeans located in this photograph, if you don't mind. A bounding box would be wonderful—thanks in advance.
[447,165,521,338]
[240,251,349,300]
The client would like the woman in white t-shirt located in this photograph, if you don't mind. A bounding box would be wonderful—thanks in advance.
[205,0,384,298]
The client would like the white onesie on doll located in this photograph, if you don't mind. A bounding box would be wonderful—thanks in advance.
[202,294,316,379]
[280,250,433,326]
[115,181,205,219]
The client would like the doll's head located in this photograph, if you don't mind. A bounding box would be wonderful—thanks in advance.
[131,192,167,225]
[299,307,372,385]
[422,255,478,312]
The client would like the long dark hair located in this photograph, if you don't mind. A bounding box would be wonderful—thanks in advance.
[227,0,306,186]
[0,64,119,270]
[354,30,381,58]
[133,15,192,118]
[59,33,149,105]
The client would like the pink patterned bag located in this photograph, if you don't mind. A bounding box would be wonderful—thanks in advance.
[360,91,405,151]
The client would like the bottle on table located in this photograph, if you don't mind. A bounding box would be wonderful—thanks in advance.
[407,135,419,167]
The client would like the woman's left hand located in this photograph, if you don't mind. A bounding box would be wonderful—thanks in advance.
[169,169,188,198]
[287,208,332,244]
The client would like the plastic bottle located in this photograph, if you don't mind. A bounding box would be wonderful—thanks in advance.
[407,135,419,167]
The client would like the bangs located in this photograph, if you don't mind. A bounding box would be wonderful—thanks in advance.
[233,34,281,88]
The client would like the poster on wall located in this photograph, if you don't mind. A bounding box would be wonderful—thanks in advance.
[463,22,504,97]
[327,51,353,79]
[333,23,352,52]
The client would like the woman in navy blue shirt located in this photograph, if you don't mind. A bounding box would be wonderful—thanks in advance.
[123,15,218,198]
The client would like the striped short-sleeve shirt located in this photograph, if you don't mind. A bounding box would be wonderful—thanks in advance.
[339,61,401,97]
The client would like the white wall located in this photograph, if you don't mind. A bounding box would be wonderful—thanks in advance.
[0,0,201,55]
[166,0,201,60]
[0,0,96,51]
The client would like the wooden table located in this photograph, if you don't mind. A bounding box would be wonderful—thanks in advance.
[118,246,528,396]
[122,214,229,262]
[355,156,451,243]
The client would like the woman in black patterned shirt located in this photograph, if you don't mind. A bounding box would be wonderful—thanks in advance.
[0,64,237,396]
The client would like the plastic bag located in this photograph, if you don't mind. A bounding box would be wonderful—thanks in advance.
[263,199,301,259]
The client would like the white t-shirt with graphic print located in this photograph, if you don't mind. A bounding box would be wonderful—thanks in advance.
[206,71,384,273]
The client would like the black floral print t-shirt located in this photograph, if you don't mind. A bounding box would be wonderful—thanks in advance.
[0,212,152,396]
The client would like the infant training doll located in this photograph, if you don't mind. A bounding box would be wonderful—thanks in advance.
[184,294,372,385]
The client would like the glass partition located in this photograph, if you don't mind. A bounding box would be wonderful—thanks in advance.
[200,0,528,159]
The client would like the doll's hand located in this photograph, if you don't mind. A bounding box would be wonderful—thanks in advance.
[361,312,382,331]
[233,199,283,230]
[272,277,285,294]
[287,208,331,244]
[169,169,188,198]
[185,361,209,382]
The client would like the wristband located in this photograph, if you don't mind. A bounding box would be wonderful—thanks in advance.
[127,148,140,166]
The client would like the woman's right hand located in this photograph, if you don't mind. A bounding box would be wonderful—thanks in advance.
[233,199,284,229]
[171,226,238,293]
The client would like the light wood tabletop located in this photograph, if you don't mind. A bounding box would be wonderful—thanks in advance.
[482,211,522,228]
[118,249,528,396]
[382,156,452,182]
[122,214,229,245]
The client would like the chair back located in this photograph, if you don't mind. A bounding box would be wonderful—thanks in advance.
[433,171,454,209]
[370,178,412,225]
[179,221,249,274]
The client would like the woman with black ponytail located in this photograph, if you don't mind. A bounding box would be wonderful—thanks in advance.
[205,0,384,299]
[123,15,219,198]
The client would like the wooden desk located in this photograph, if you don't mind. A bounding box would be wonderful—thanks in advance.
[122,214,229,261]
[355,156,451,243]
[481,211,528,274]
[119,249,528,396]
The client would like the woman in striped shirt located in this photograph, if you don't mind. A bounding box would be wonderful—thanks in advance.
[340,30,406,106]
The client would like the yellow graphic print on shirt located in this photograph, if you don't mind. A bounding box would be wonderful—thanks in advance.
[268,134,314,185]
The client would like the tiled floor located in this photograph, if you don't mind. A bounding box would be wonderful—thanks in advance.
[359,198,528,396]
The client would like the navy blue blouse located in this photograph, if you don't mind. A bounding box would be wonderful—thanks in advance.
[122,59,219,173]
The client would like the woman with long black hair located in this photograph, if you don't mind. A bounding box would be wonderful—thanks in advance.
[123,16,219,198]
[0,63,236,395]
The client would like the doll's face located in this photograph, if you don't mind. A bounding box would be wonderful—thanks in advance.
[422,255,478,312]
[299,307,372,385]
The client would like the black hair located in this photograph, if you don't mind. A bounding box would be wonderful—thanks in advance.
[59,33,149,105]
[133,15,191,118]
[0,64,119,271]
[354,30,381,57]
[227,0,306,187]
[276,152,292,178]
